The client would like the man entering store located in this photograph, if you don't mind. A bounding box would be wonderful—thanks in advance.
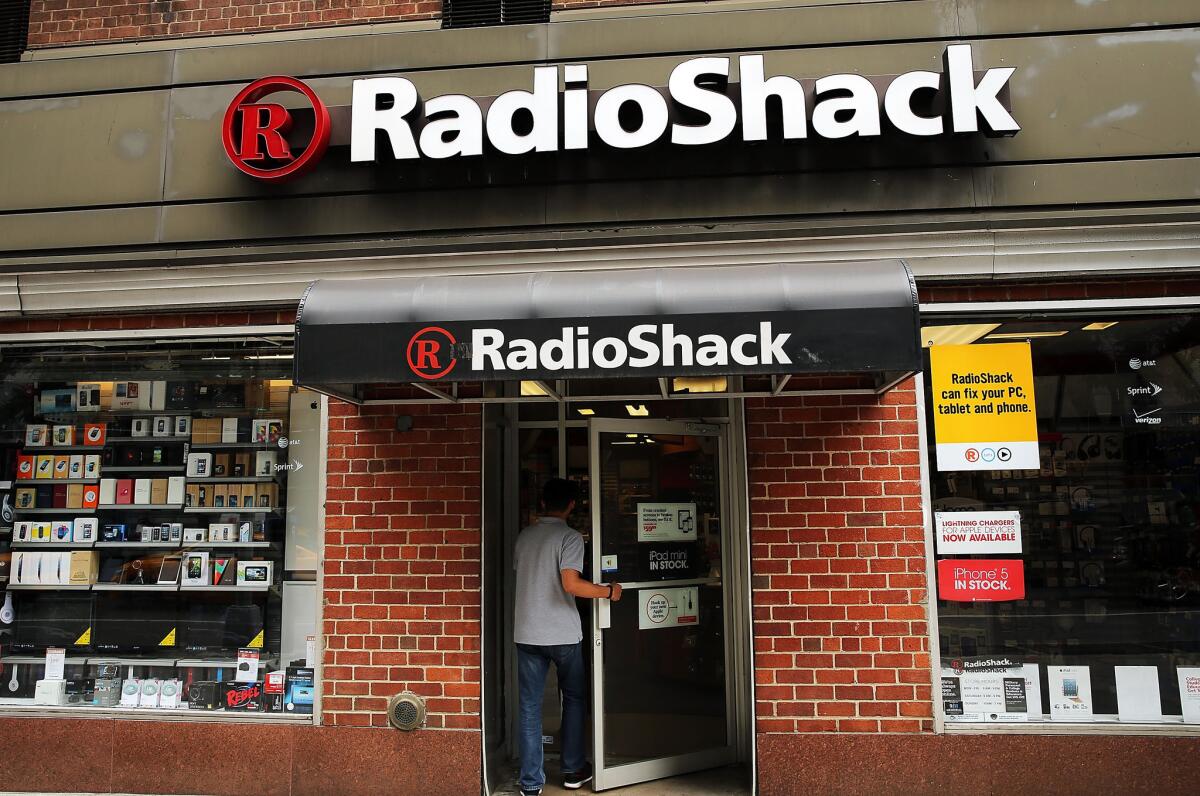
[515,478,623,796]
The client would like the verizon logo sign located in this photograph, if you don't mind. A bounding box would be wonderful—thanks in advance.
[471,322,791,373]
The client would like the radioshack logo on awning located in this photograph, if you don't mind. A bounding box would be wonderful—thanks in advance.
[222,44,1018,182]
[408,327,458,380]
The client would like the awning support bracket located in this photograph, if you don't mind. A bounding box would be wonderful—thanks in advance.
[410,382,458,403]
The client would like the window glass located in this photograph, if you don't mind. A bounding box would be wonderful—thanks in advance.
[926,314,1200,724]
[0,337,319,718]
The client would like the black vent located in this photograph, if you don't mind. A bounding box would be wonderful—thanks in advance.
[443,0,550,29]
[0,1,31,64]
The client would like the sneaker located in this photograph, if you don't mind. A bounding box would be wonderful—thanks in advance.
[520,789,542,796]
[562,762,593,790]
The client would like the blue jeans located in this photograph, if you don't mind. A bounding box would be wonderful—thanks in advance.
[517,642,588,791]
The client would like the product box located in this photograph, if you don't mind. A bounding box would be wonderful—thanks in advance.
[137,679,162,708]
[149,479,168,505]
[115,480,133,505]
[213,453,232,477]
[213,556,237,585]
[284,667,315,714]
[256,483,278,508]
[82,483,99,509]
[65,484,83,509]
[253,419,284,445]
[159,679,183,709]
[34,679,68,706]
[68,454,84,479]
[73,517,98,543]
[224,681,263,711]
[82,423,106,447]
[83,455,101,479]
[119,678,141,707]
[13,522,32,542]
[10,551,26,584]
[101,523,127,542]
[77,382,102,412]
[39,389,75,415]
[183,527,206,543]
[112,381,150,411]
[52,425,75,447]
[52,456,70,479]
[240,484,257,508]
[237,560,273,588]
[34,455,53,480]
[98,478,116,505]
[52,485,68,508]
[133,479,152,505]
[69,551,99,584]
[23,551,43,584]
[186,453,214,478]
[16,454,34,479]
[221,418,239,444]
[196,484,210,508]
[182,552,210,587]
[52,520,73,542]
[191,418,221,444]
[232,453,251,477]
[263,670,286,713]
[152,416,172,438]
[209,523,235,542]
[255,451,278,477]
[15,487,36,509]
[174,416,192,437]
[167,476,185,505]
[187,681,224,710]
[149,381,167,411]
[32,522,52,542]
[185,484,201,508]
[212,484,228,508]
[130,418,150,438]
[25,424,49,447]
[166,382,195,410]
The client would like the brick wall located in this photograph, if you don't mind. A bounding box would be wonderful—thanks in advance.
[322,399,483,730]
[26,0,441,48]
[0,308,296,333]
[746,381,935,734]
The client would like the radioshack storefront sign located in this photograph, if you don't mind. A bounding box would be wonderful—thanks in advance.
[222,44,1018,181]
[937,559,1025,602]
[929,342,1039,471]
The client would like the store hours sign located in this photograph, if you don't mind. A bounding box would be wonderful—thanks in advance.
[222,44,1018,182]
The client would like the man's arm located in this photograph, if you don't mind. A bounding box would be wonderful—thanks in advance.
[561,569,623,601]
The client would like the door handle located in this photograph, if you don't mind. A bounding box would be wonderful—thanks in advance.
[598,591,612,630]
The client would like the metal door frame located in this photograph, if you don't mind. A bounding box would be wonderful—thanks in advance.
[587,417,738,791]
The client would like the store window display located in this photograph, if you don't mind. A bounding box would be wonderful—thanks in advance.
[925,314,1200,725]
[0,337,319,719]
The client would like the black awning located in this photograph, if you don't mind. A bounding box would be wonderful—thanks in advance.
[294,260,919,400]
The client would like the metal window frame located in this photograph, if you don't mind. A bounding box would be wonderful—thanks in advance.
[920,297,1200,737]
[0,324,322,728]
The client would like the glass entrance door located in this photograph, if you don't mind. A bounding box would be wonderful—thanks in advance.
[588,419,735,790]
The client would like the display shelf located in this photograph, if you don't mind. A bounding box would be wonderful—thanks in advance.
[180,584,270,592]
[92,583,179,592]
[11,508,82,516]
[186,476,278,484]
[94,541,181,549]
[106,436,190,444]
[6,583,92,591]
[84,657,179,666]
[10,541,95,549]
[183,506,278,514]
[176,657,278,668]
[20,446,95,453]
[181,541,271,549]
[0,655,90,665]
[102,466,186,474]
[15,479,99,486]
[0,527,11,535]
[0,700,314,724]
[95,504,184,511]
[188,442,278,450]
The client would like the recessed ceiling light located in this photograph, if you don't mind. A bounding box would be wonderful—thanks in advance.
[920,323,1002,347]
[626,433,639,438]
[576,408,595,416]
[985,331,1069,340]
[520,381,548,396]
[1082,322,1119,331]
[625,404,649,417]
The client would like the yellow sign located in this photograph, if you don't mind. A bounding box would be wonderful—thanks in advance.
[159,627,177,647]
[248,630,265,649]
[74,627,92,646]
[930,342,1038,470]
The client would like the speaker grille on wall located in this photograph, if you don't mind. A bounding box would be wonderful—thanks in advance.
[388,692,427,730]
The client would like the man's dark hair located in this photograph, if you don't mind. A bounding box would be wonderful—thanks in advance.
[542,478,580,513]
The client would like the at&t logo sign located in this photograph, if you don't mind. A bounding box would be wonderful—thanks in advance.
[222,76,331,183]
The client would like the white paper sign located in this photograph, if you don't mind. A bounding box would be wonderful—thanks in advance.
[637,503,697,543]
[1176,668,1200,723]
[1115,666,1163,722]
[305,634,317,668]
[638,586,699,630]
[1022,663,1043,719]
[1048,665,1094,721]
[935,511,1022,554]
[44,648,66,681]
[941,658,1030,722]
[236,648,260,683]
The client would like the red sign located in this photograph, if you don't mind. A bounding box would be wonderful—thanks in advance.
[221,76,331,183]
[406,326,458,381]
[937,559,1025,602]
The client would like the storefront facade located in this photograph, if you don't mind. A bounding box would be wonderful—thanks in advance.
[1,1,1200,793]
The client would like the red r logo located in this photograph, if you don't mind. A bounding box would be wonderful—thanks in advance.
[222,76,330,183]
[407,327,458,381]
[964,448,980,463]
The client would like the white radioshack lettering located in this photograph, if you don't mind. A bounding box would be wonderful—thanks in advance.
[469,322,793,373]
[350,44,1016,163]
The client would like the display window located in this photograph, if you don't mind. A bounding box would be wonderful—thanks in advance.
[0,336,320,720]
[923,313,1200,725]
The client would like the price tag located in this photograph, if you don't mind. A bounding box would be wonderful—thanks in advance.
[44,647,66,681]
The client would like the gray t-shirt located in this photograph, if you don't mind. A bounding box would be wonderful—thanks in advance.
[514,516,587,646]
